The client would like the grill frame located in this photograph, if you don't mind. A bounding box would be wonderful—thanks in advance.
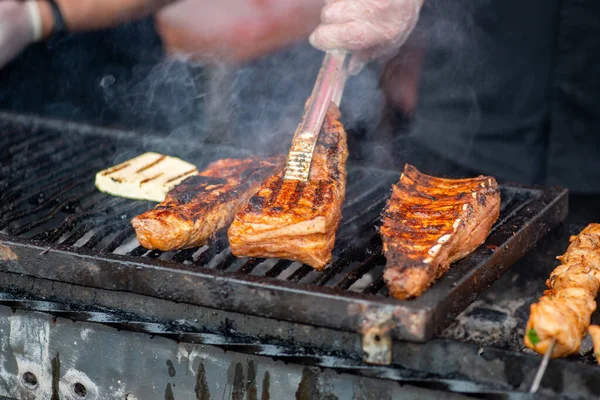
[0,111,569,342]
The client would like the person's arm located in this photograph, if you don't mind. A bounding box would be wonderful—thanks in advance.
[0,0,179,69]
[38,0,178,38]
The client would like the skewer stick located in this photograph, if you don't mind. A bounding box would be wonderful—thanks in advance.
[529,338,556,393]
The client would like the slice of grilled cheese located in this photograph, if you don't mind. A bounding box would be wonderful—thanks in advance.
[95,152,198,202]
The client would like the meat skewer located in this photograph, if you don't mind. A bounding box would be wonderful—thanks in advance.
[228,104,348,269]
[131,156,284,251]
[524,223,600,358]
[379,165,501,299]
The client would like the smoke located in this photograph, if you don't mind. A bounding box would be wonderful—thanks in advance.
[0,2,492,176]
[391,0,497,177]
[227,42,385,157]
[100,39,387,163]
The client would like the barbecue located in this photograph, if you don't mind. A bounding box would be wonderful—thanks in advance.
[1,104,592,397]
[131,156,284,251]
[7,35,600,398]
[380,164,501,299]
[229,104,347,269]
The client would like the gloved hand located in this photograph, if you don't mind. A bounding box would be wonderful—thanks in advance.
[0,1,42,69]
[309,0,422,70]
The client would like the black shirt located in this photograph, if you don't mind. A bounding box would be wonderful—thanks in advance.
[410,0,600,193]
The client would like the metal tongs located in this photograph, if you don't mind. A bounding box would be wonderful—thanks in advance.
[284,51,350,182]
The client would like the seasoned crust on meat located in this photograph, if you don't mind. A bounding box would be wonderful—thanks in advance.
[228,104,348,270]
[380,165,501,299]
[131,157,284,251]
[525,224,600,358]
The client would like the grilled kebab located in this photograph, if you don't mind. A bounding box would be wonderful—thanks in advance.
[132,156,284,251]
[525,223,600,358]
[380,165,501,299]
[228,104,348,270]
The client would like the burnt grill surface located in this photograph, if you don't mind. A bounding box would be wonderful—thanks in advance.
[0,112,568,341]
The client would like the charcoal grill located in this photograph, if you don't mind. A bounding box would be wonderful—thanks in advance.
[0,111,567,364]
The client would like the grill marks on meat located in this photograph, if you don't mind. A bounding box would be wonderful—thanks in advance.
[131,157,284,251]
[228,105,348,270]
[525,224,600,358]
[380,165,500,299]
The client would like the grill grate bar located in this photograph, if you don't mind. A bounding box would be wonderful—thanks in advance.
[362,276,385,294]
[128,246,149,257]
[57,200,144,246]
[337,253,384,290]
[0,146,109,200]
[101,227,135,253]
[2,139,87,173]
[287,265,314,282]
[0,129,32,149]
[9,188,98,236]
[59,222,95,247]
[33,195,125,242]
[342,181,390,210]
[194,237,228,266]
[0,130,57,159]
[338,169,367,198]
[82,220,131,249]
[265,260,293,278]
[237,258,267,274]
[2,176,92,222]
[146,250,163,259]
[1,161,103,211]
[311,246,359,286]
[214,252,237,271]
[311,234,381,286]
[170,248,198,263]
[339,197,387,230]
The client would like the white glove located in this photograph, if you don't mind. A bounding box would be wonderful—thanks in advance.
[0,0,42,69]
[309,0,422,69]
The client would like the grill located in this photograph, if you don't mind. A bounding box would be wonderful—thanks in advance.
[0,111,567,356]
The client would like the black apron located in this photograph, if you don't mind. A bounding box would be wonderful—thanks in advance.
[408,0,600,194]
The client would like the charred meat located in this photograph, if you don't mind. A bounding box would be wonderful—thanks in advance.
[525,223,600,358]
[131,157,284,251]
[380,165,501,299]
[228,104,348,270]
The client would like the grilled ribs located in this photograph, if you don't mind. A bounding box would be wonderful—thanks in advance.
[380,164,500,299]
[131,157,284,251]
[228,104,348,270]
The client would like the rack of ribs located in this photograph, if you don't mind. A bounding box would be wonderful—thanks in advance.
[380,164,501,299]
[228,104,348,270]
[131,156,284,251]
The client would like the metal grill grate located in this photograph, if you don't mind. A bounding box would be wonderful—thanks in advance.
[0,112,568,342]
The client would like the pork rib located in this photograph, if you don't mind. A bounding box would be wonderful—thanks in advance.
[228,104,348,270]
[380,164,501,299]
[131,156,284,251]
